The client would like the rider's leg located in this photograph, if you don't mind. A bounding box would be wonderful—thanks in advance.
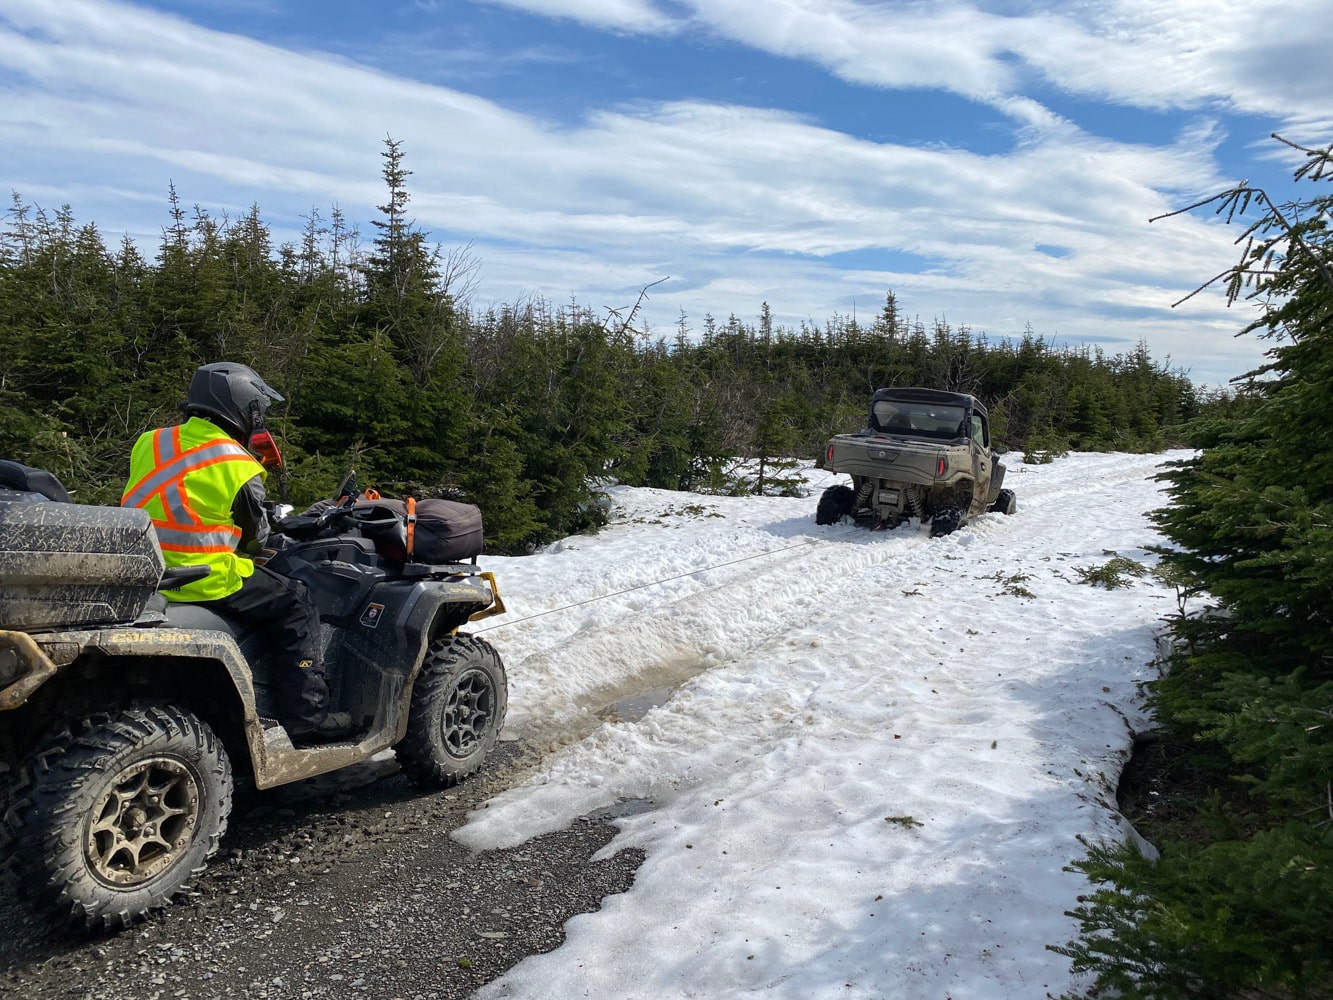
[206,565,329,731]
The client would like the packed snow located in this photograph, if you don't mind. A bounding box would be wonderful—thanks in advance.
[457,451,1188,1000]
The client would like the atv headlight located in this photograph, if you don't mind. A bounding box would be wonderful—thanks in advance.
[0,646,23,687]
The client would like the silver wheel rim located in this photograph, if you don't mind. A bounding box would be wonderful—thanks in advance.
[443,668,493,759]
[86,756,201,888]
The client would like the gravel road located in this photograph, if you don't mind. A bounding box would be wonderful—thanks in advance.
[0,741,645,1000]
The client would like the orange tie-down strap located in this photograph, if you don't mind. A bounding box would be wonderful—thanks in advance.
[405,495,417,558]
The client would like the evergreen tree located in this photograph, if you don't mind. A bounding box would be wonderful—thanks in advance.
[299,137,467,489]
[0,165,1214,552]
[1056,135,1333,999]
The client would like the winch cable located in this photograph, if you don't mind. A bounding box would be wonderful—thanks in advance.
[472,537,820,634]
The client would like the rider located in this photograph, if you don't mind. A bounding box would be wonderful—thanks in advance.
[121,361,341,740]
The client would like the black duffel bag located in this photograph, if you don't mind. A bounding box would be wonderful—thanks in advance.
[350,497,484,564]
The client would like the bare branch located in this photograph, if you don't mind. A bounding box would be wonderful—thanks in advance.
[602,276,670,336]
[438,241,482,305]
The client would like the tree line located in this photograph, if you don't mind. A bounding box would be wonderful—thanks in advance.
[2,139,1210,554]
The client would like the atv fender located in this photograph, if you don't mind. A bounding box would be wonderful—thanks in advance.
[381,572,505,746]
[253,571,505,791]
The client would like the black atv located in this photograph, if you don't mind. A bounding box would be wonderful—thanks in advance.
[0,461,507,932]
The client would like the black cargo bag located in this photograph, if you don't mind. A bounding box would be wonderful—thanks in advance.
[351,497,484,563]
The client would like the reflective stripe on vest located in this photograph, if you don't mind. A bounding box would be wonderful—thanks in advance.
[123,418,265,602]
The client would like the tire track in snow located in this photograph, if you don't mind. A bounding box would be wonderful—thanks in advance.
[491,452,1176,756]
[493,453,1178,752]
[492,525,1010,751]
[496,524,939,746]
[1003,452,1180,515]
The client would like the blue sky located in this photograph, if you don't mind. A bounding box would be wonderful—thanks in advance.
[2,0,1329,386]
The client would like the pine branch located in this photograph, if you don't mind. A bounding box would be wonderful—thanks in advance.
[1151,134,1333,313]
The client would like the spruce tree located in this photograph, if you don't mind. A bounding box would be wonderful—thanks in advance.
[1056,135,1333,999]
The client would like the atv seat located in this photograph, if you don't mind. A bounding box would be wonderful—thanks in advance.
[163,602,240,637]
[0,460,72,503]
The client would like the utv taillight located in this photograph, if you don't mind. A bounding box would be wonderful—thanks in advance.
[936,457,947,477]
[827,444,835,465]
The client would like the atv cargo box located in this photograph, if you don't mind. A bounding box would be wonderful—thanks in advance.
[0,501,164,631]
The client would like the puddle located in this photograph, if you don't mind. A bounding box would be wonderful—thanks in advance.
[590,796,658,821]
[600,685,680,723]
[591,655,713,725]
[506,655,714,763]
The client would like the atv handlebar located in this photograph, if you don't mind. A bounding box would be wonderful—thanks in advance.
[158,565,212,591]
[317,502,357,530]
[274,502,357,541]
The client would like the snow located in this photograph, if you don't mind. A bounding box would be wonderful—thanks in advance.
[457,451,1187,1000]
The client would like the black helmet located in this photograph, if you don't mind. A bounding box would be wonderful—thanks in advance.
[182,362,284,441]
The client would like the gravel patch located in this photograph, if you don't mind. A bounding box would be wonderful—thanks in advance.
[0,741,644,1000]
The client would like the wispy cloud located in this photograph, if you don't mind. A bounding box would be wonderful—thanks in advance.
[466,0,681,34]
[1,0,1301,384]
[471,0,1331,129]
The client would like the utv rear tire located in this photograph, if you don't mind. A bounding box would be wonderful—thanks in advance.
[1,703,232,933]
[930,507,963,537]
[815,484,855,525]
[396,634,508,789]
[989,489,1017,515]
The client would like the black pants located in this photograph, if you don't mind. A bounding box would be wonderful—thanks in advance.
[204,565,329,729]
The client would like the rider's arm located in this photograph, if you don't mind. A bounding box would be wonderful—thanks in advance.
[232,475,271,554]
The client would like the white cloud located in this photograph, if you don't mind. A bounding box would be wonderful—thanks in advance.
[1021,0,1332,122]
[0,0,1280,385]
[467,0,679,34]
[475,0,1331,129]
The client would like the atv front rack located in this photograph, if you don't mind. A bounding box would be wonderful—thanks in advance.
[469,571,507,622]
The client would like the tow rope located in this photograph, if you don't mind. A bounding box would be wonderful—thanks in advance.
[472,538,817,633]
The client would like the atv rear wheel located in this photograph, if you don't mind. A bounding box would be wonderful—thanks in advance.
[1,703,232,933]
[815,484,855,525]
[396,634,508,789]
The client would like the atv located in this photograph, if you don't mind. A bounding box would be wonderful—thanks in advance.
[0,461,507,933]
[816,387,1016,536]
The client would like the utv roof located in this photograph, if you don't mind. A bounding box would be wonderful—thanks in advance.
[870,387,986,415]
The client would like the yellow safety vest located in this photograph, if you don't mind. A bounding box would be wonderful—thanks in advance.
[122,416,266,603]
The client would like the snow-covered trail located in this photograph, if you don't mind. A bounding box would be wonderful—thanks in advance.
[460,451,1184,1000]
[476,451,1172,748]
[479,510,947,749]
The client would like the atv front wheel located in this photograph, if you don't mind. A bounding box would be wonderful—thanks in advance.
[396,634,508,789]
[815,484,855,525]
[1,703,233,932]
